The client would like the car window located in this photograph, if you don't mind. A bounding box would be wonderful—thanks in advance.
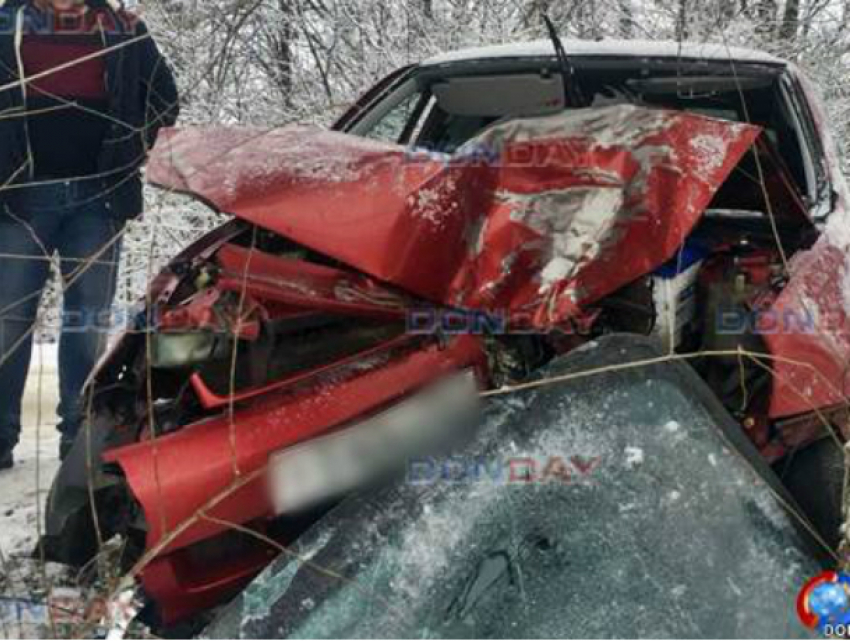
[357,89,425,144]
[417,109,500,154]
[208,335,821,639]
[343,61,816,199]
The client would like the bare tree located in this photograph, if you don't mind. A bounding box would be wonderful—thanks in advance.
[779,0,799,42]
[617,0,636,38]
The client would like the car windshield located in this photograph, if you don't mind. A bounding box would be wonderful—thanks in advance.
[344,57,817,203]
[207,335,821,639]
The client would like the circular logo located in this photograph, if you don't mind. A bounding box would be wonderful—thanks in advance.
[798,571,850,633]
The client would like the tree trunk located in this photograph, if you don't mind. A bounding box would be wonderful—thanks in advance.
[271,0,296,106]
[521,0,554,31]
[409,0,433,41]
[617,0,634,38]
[754,0,778,38]
[779,0,800,42]
[676,0,689,42]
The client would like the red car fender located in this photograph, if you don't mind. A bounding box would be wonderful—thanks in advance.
[763,240,850,418]
[103,333,486,555]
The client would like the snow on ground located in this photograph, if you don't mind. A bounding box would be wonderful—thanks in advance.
[0,344,70,639]
[1,343,61,557]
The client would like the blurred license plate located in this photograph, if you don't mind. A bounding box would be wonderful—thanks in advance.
[268,370,478,514]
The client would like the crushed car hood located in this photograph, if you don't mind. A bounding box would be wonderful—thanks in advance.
[148,105,760,328]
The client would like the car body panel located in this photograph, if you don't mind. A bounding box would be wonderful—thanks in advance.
[761,243,850,418]
[104,332,485,622]
[148,105,760,328]
[419,38,787,67]
[758,66,850,419]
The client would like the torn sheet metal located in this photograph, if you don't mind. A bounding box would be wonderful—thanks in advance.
[148,105,760,328]
[762,221,850,418]
[102,332,486,622]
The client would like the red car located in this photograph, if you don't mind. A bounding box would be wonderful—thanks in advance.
[45,38,850,628]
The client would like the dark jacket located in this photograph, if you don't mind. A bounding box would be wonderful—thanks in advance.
[0,0,179,219]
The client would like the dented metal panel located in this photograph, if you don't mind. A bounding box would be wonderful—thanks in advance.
[103,335,485,547]
[763,227,850,418]
[148,105,760,328]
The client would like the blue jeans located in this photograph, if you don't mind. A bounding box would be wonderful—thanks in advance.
[0,179,123,451]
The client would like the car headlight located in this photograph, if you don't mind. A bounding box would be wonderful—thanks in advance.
[149,332,220,369]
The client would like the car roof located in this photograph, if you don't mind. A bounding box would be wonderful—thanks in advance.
[421,38,786,67]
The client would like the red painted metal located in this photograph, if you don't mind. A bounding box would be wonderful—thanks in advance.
[762,241,850,418]
[214,243,414,318]
[140,535,277,624]
[148,107,760,327]
[156,286,265,340]
[105,334,484,553]
[189,333,420,410]
[104,333,486,622]
[761,67,850,419]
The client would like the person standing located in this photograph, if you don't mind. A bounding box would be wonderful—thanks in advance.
[0,0,179,467]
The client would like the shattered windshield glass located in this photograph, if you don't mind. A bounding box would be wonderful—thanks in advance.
[207,335,820,639]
